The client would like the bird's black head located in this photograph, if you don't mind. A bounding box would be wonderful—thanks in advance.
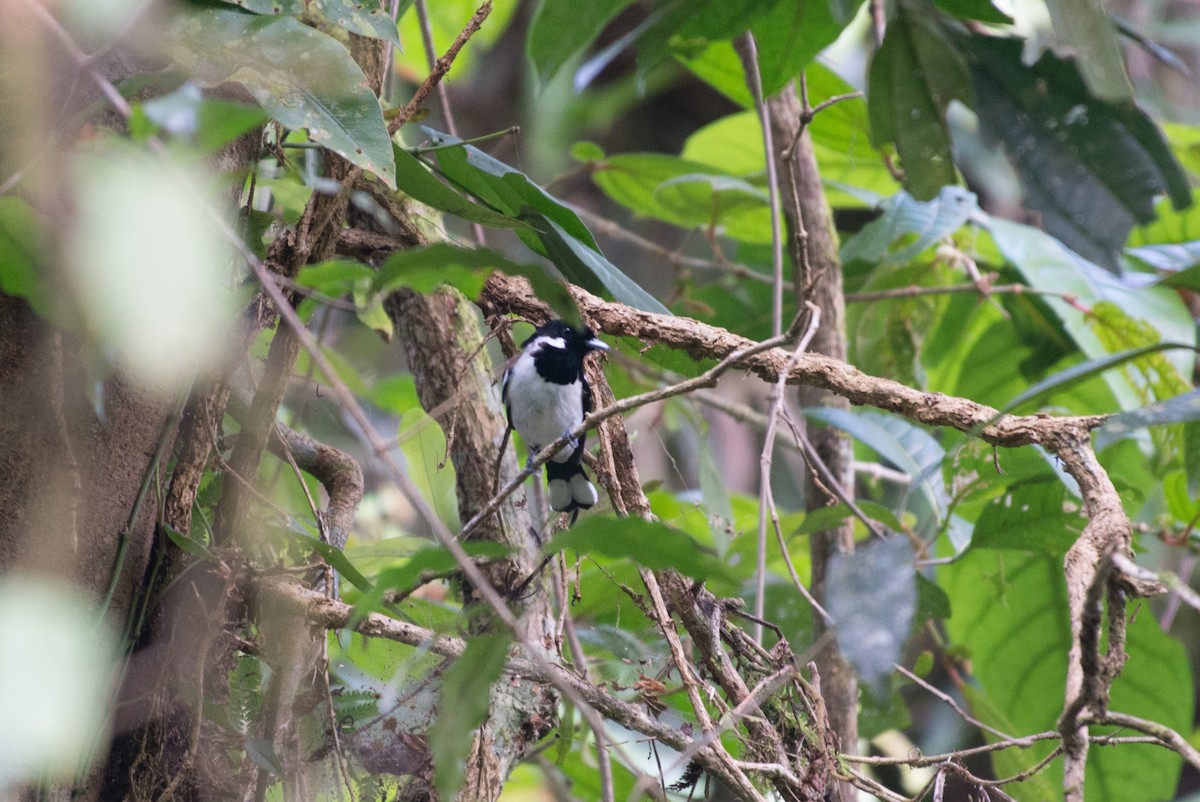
[522,320,609,385]
[524,320,609,356]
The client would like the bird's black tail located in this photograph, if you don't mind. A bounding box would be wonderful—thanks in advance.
[545,459,598,515]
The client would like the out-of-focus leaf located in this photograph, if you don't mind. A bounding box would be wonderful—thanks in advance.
[169,7,396,188]
[964,34,1191,272]
[915,574,951,621]
[971,479,1081,554]
[793,500,904,536]
[932,0,1011,22]
[547,517,740,584]
[806,65,897,206]
[214,0,303,13]
[805,408,947,536]
[1095,389,1200,447]
[594,152,771,242]
[841,187,977,264]
[394,0,513,83]
[942,550,1192,800]
[163,523,215,559]
[429,633,512,801]
[1043,0,1130,102]
[826,537,916,693]
[526,0,637,87]
[140,82,268,151]
[280,529,374,592]
[674,40,754,108]
[0,197,52,320]
[867,6,968,200]
[997,342,1196,416]
[681,112,764,177]
[244,737,286,775]
[315,0,401,48]
[349,542,514,626]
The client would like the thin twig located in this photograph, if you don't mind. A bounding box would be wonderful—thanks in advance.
[389,1,493,134]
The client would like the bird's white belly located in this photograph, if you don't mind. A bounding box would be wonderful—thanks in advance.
[508,358,582,460]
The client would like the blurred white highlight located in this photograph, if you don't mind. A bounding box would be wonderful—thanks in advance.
[0,576,119,787]
[66,150,235,390]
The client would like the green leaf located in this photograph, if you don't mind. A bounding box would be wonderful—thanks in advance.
[297,259,374,294]
[805,408,948,536]
[1095,389,1200,449]
[315,0,401,48]
[350,542,514,626]
[594,152,772,242]
[942,550,1192,801]
[424,127,599,249]
[997,342,1197,416]
[971,478,1082,554]
[546,516,741,584]
[429,633,512,802]
[244,737,286,775]
[931,0,1011,23]
[0,197,52,320]
[674,39,754,108]
[984,216,1197,409]
[841,187,978,264]
[393,146,526,229]
[370,243,579,323]
[280,529,374,593]
[169,7,396,188]
[867,6,968,200]
[139,82,268,151]
[805,65,898,206]
[751,0,866,96]
[1043,0,1130,102]
[964,34,1191,272]
[526,0,636,87]
[214,0,303,13]
[163,523,215,559]
[522,209,670,315]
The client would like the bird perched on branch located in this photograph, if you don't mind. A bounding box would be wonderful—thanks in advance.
[502,320,609,519]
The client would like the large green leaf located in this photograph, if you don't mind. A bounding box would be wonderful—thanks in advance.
[314,0,401,48]
[805,407,948,537]
[750,0,866,96]
[521,210,670,315]
[0,198,52,321]
[169,7,396,187]
[867,5,968,200]
[841,187,978,264]
[370,242,579,321]
[546,516,741,584]
[394,146,528,230]
[1043,0,1130,102]
[983,216,1196,409]
[942,550,1192,801]
[970,478,1082,554]
[526,0,637,87]
[213,0,303,13]
[593,152,772,242]
[420,129,666,314]
[429,633,512,801]
[964,34,1191,272]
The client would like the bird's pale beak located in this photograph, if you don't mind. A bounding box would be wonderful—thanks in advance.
[586,338,610,352]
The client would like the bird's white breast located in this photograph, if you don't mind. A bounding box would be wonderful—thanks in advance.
[505,350,583,461]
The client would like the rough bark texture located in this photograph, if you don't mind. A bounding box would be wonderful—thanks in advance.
[767,87,859,802]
